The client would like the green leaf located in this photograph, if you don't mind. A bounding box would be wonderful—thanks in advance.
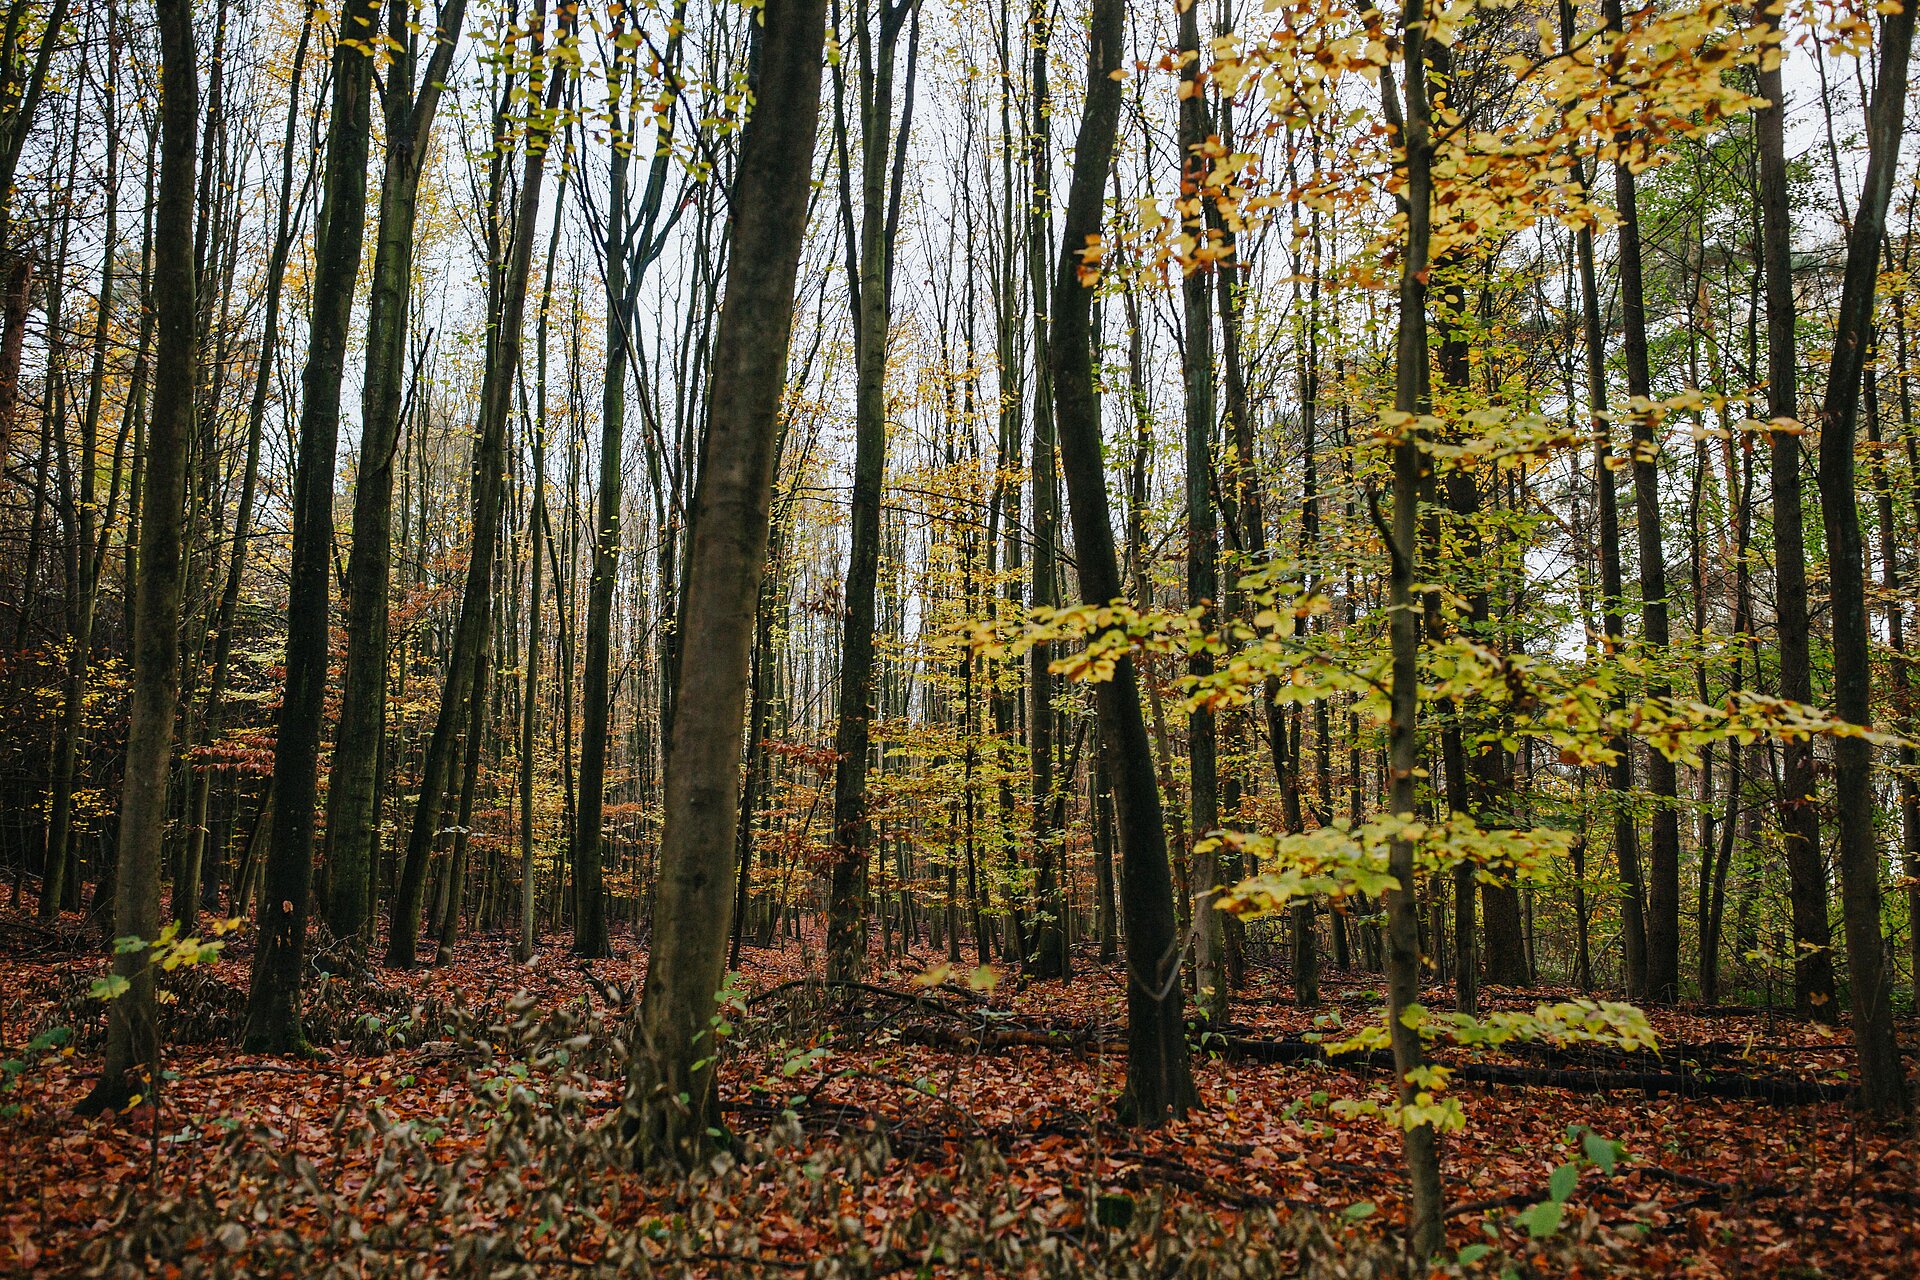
[1518,1199,1564,1238]
[1548,1160,1579,1203]
[1582,1131,1618,1174]
[90,974,131,1001]
[1457,1243,1492,1265]
[1341,1200,1377,1222]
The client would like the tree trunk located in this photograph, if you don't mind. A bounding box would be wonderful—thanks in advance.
[1174,0,1224,1026]
[625,0,825,1165]
[1379,1,1444,1247]
[78,0,195,1116]
[1049,0,1194,1126]
[1564,0,1645,996]
[327,0,469,951]
[1812,0,1915,1117]
[387,0,570,967]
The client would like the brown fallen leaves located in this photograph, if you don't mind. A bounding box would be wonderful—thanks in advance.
[2,913,1915,1279]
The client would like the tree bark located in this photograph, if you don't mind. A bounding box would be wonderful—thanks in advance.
[1049,0,1194,1126]
[625,0,826,1165]
[387,0,570,967]
[1379,0,1445,1247]
[244,0,382,1051]
[1812,0,1914,1118]
[78,0,195,1116]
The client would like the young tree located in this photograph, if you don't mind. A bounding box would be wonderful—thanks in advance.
[825,0,921,983]
[1048,0,1195,1127]
[1377,0,1444,1248]
[387,0,573,967]
[78,0,196,1115]
[1752,2,1836,1022]
[326,0,470,951]
[1175,0,1225,1027]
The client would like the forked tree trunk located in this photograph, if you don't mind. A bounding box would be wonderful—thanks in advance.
[244,0,383,1051]
[327,0,469,951]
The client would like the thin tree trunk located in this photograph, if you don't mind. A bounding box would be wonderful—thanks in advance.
[79,0,195,1116]
[328,0,469,949]
[1379,0,1444,1246]
[625,0,825,1164]
[388,0,571,967]
[1812,0,1915,1117]
[1049,0,1194,1126]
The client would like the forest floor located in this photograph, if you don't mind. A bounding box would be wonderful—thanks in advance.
[1,902,1916,1278]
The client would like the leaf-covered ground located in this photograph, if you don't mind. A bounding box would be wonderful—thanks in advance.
[2,908,1915,1278]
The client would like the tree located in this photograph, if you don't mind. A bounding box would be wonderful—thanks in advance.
[825,0,920,983]
[1175,0,1225,1027]
[325,0,470,951]
[78,0,195,1115]
[1377,0,1444,1248]
[1813,0,1914,1118]
[387,0,573,968]
[244,0,384,1052]
[1048,0,1194,1127]
[625,0,828,1164]
[1752,0,1836,1022]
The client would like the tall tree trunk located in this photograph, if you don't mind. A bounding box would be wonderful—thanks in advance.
[1564,0,1645,996]
[1753,2,1837,1021]
[387,0,570,967]
[327,0,469,950]
[43,5,123,920]
[1604,0,1679,1003]
[1813,0,1915,1117]
[1050,0,1194,1126]
[1175,0,1224,1026]
[625,0,825,1164]
[1379,0,1444,1247]
[78,0,195,1116]
[574,60,633,963]
[826,0,917,983]
[1025,0,1067,981]
[244,0,382,1051]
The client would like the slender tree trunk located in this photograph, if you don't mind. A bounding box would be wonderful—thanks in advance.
[1752,4,1838,1021]
[388,0,570,967]
[1813,0,1914,1117]
[1050,0,1194,1126]
[1175,0,1224,1026]
[1564,0,1646,996]
[78,0,195,1116]
[1379,1,1444,1246]
[1603,0,1680,1002]
[43,10,124,919]
[625,0,825,1164]
[1025,0,1067,981]
[827,0,917,983]
[244,0,382,1050]
[327,0,469,950]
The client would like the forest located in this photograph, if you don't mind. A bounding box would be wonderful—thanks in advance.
[0,0,1918,1273]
